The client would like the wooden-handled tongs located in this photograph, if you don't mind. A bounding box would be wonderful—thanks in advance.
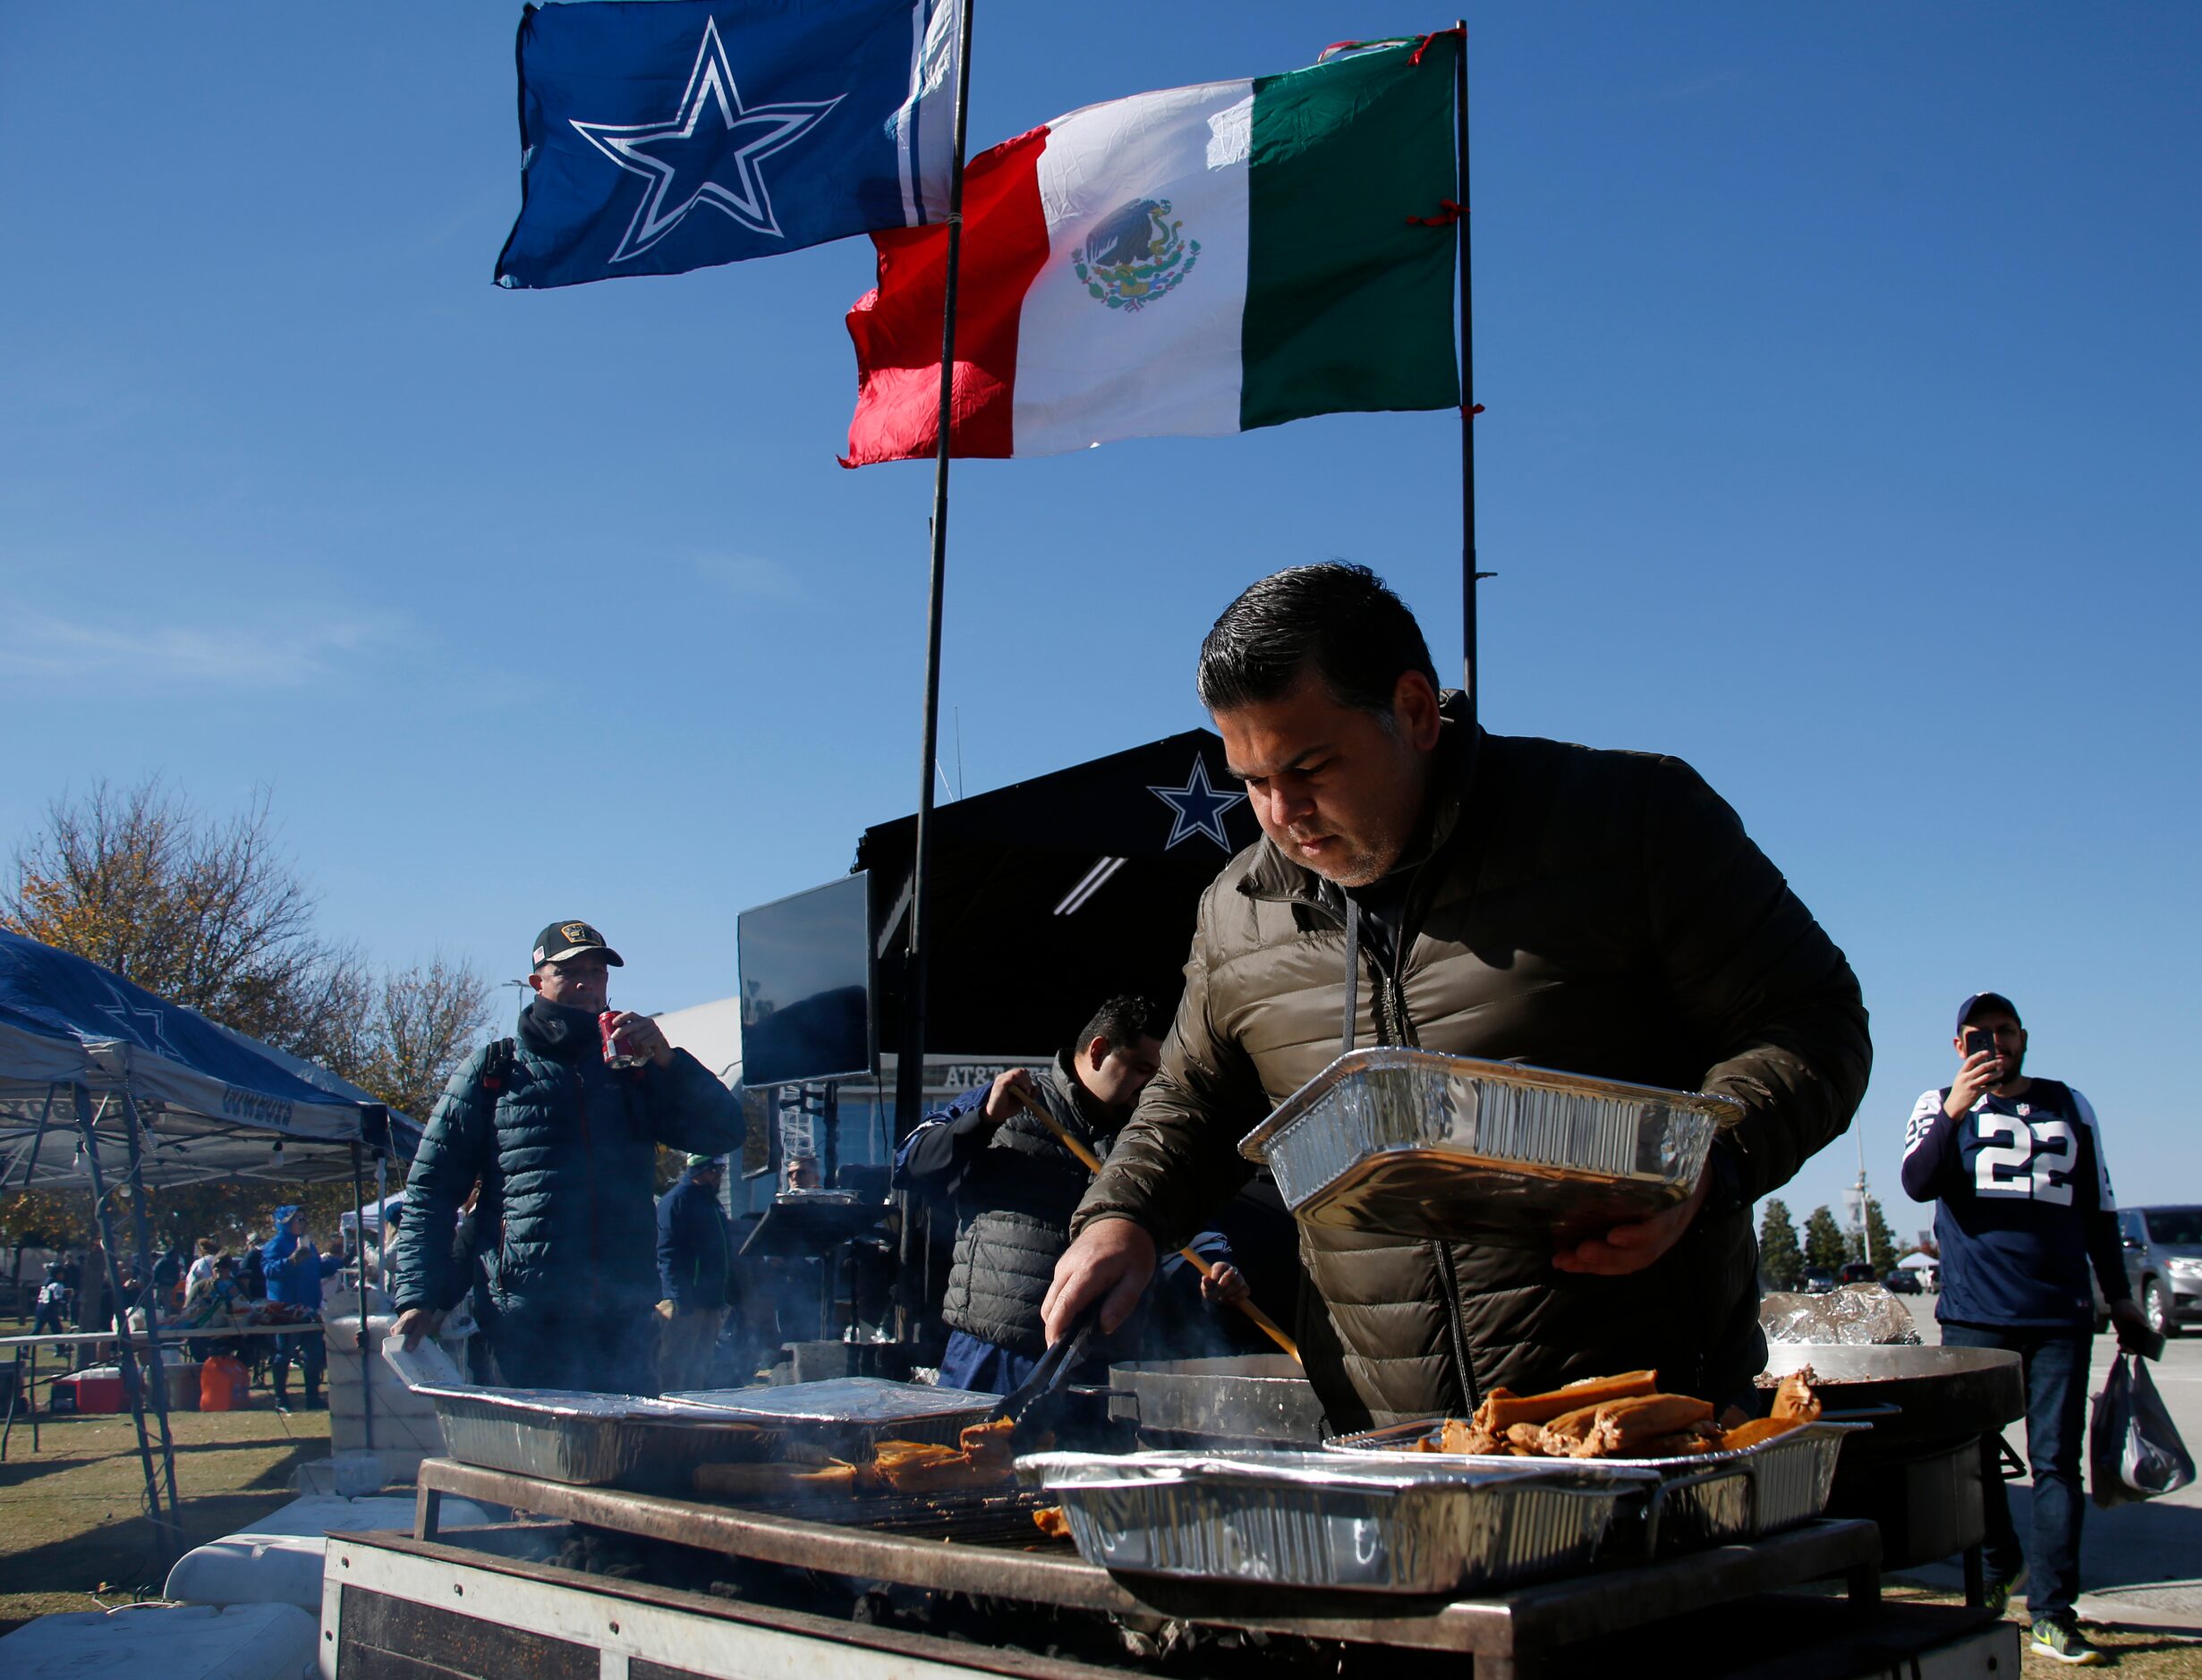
[1010,1090,1301,1363]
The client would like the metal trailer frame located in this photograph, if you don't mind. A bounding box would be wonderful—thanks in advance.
[329,1501,2019,1680]
[405,1456,1916,1679]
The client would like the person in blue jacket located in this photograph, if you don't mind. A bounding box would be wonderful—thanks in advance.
[262,1205,344,1407]
[655,1155,731,1392]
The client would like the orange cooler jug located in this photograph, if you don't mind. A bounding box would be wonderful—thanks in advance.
[200,1354,250,1411]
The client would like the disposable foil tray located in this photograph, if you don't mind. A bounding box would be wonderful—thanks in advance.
[1326,1420,1864,1551]
[1017,1448,1654,1594]
[665,1377,1000,1455]
[1238,1048,1741,1246]
[380,1331,765,1487]
[421,1387,767,1487]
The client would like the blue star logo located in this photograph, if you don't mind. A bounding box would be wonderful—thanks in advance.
[97,982,176,1058]
[570,17,844,265]
[1147,759,1247,852]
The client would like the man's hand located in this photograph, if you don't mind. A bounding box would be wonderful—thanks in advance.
[1551,1167,1711,1277]
[1943,1050,2002,1119]
[391,1306,443,1350]
[2110,1297,2159,1356]
[982,1066,1041,1124]
[1042,1218,1157,1341]
[1199,1260,1250,1309]
[609,1012,674,1068]
[655,1298,677,1322]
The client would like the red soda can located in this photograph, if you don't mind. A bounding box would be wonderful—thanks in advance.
[599,1011,645,1068]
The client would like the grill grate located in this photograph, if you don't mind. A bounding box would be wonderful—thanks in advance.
[695,1481,1075,1549]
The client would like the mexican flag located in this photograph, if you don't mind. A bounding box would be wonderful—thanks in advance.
[841,34,1461,465]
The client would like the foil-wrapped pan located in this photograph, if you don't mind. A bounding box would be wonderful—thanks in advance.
[1325,1420,1864,1551]
[379,1332,767,1487]
[1017,1448,1654,1594]
[421,1388,766,1487]
[1237,1048,1740,1246]
[665,1377,1000,1455]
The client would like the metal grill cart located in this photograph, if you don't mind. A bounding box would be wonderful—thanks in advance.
[310,1455,2014,1679]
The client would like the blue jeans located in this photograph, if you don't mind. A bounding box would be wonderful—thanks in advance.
[1941,1322,2089,1622]
[273,1327,325,1400]
[936,1330,1039,1397]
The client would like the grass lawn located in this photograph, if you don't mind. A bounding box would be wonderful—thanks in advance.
[1,1319,332,1633]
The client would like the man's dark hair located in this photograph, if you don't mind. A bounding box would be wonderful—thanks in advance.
[1076,995,1169,1054]
[1196,563,1439,717]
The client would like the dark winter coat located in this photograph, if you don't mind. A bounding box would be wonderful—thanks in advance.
[898,1053,1120,1358]
[391,1001,745,1338]
[656,1168,731,1312]
[1075,696,1872,1430]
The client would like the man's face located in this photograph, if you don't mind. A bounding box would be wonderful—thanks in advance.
[1955,1010,2028,1082]
[531,953,611,1012]
[1214,666,1443,888]
[1081,1034,1165,1118]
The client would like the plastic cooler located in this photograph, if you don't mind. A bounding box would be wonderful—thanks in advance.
[49,1367,127,1413]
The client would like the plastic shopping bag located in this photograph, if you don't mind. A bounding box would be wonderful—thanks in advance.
[2089,1352,2197,1507]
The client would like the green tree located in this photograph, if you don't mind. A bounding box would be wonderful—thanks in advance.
[3,777,346,1055]
[4,779,488,1128]
[1758,1198,1806,1291]
[3,781,491,1258]
[1858,1195,1900,1271]
[1802,1205,1849,1274]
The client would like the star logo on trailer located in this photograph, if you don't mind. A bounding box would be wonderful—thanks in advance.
[1074,199,1200,312]
[570,17,844,264]
[1147,759,1246,852]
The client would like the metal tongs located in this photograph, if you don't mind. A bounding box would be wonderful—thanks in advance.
[995,1302,1102,1445]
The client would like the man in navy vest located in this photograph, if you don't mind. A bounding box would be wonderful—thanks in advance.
[1902,990,2152,1666]
[390,921,744,1394]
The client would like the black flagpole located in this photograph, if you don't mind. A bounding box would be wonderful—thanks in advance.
[895,0,978,1141]
[1456,19,1477,722]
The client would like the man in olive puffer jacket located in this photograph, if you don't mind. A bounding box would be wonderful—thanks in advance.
[1043,565,1871,1430]
[390,920,744,1394]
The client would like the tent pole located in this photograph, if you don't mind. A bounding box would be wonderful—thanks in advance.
[117,1095,181,1528]
[10,1084,58,1191]
[72,1085,177,1554]
[376,1154,389,1296]
[352,1141,373,1453]
[893,0,978,1145]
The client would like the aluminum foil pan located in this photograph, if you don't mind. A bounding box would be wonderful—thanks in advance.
[1017,1448,1654,1594]
[1237,1048,1740,1246]
[1107,1356,1328,1447]
[421,1389,765,1487]
[663,1377,1000,1455]
[1326,1420,1864,1551]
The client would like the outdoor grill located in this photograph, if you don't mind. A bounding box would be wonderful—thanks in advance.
[383,1453,1908,1678]
[1759,1345,2025,1579]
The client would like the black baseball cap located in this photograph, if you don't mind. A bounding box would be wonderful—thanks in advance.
[532,920,625,969]
[1956,991,2019,1034]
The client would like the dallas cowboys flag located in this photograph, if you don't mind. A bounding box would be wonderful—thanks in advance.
[496,0,960,289]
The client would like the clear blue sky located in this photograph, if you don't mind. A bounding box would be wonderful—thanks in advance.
[4,4,2197,1235]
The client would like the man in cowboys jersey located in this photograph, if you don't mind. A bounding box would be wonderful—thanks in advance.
[1902,990,2152,1664]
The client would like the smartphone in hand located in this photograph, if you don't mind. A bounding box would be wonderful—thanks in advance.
[1963,1027,1996,1061]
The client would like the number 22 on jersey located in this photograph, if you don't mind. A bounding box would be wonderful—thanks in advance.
[1974,1114,2076,1204]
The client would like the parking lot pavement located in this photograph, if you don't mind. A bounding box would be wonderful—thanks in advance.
[1895,1306,2202,1628]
